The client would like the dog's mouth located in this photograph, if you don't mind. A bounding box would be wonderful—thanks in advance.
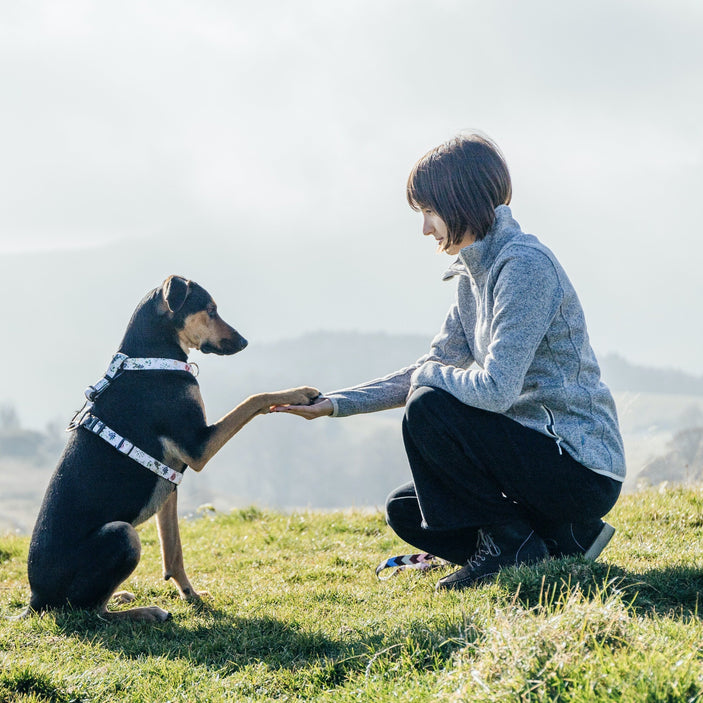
[200,336,248,355]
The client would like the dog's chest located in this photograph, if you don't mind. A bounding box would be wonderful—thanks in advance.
[132,437,186,525]
[133,479,175,526]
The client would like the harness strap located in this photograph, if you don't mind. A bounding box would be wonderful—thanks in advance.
[79,413,182,485]
[375,552,446,580]
[67,352,197,485]
[85,353,198,401]
[123,357,198,374]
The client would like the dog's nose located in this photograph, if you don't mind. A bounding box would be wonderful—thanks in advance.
[217,335,247,355]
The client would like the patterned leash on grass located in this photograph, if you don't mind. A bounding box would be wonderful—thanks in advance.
[375,552,447,580]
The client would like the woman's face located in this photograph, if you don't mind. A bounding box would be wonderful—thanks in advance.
[421,209,475,254]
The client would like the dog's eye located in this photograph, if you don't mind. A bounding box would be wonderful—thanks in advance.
[207,307,217,319]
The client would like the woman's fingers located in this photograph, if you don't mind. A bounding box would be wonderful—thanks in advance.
[271,397,333,419]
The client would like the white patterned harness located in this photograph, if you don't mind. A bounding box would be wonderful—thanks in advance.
[67,353,199,485]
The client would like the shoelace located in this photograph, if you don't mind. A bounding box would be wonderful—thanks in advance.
[465,529,501,569]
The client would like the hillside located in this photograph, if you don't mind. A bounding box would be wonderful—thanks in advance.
[600,354,703,395]
[2,486,703,701]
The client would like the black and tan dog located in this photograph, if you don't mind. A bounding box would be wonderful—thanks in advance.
[24,275,318,622]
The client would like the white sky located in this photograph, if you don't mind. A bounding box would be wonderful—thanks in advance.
[1,0,702,375]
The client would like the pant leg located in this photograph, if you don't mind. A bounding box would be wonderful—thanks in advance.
[385,482,478,565]
[403,386,621,532]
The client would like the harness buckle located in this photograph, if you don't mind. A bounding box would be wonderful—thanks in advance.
[84,354,129,402]
[81,414,101,432]
[66,401,94,432]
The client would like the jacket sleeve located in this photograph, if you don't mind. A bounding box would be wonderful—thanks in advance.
[326,301,474,417]
[411,249,563,413]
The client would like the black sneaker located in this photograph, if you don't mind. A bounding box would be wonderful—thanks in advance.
[541,520,615,559]
[435,521,548,592]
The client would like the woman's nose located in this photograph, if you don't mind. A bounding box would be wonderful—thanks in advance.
[422,215,434,236]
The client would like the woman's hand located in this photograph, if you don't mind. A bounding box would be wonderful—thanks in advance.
[271,396,334,420]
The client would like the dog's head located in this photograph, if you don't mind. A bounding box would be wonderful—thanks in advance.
[159,275,248,355]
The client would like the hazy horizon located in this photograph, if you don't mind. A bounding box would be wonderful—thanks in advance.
[2,0,702,389]
[1,327,701,534]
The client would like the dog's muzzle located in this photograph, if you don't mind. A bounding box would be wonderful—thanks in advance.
[201,334,248,355]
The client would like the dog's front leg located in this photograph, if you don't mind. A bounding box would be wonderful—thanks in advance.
[156,490,204,600]
[185,386,320,471]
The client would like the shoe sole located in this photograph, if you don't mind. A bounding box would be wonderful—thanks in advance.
[435,571,497,592]
[584,522,615,560]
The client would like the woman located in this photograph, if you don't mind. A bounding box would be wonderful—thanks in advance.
[274,133,625,591]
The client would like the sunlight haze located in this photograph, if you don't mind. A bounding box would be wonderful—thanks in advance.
[1,0,701,389]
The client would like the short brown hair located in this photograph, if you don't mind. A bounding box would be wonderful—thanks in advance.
[406,133,512,248]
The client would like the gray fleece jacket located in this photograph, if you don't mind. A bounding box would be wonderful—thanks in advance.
[326,205,626,481]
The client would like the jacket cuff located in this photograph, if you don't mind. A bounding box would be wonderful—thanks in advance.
[326,395,341,417]
[411,360,439,388]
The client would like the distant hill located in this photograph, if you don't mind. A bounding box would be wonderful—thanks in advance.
[3,240,701,431]
[637,426,703,486]
[2,330,703,533]
[0,234,453,429]
[599,354,703,396]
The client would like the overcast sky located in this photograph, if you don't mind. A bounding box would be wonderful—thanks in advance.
[1,0,702,377]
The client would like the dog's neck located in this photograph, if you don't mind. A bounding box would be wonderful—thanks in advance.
[118,296,190,361]
[118,336,189,361]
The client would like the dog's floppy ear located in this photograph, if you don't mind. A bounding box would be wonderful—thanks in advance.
[161,275,191,314]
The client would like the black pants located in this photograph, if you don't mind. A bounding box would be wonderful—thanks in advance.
[386,386,621,565]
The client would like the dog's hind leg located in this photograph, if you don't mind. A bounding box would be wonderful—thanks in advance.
[66,521,170,622]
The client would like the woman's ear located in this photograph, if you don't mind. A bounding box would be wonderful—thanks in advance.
[161,275,191,313]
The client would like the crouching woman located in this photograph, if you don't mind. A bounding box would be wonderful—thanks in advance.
[275,132,625,590]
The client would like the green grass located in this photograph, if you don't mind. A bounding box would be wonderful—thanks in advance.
[2,487,703,701]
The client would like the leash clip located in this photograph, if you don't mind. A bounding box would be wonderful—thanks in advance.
[66,400,95,432]
[84,353,129,401]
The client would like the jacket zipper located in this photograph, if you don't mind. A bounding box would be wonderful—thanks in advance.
[542,405,564,455]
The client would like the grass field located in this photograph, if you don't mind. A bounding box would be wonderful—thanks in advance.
[2,486,703,702]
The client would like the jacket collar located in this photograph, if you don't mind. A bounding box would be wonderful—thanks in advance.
[442,205,523,282]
